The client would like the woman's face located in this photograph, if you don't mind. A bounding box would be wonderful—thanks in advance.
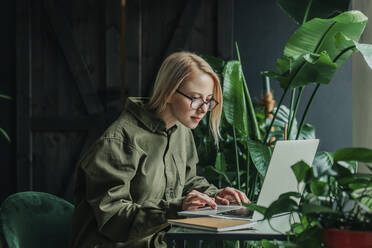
[167,70,215,129]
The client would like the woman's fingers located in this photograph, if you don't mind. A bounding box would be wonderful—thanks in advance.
[219,187,241,204]
[215,196,230,205]
[218,187,250,205]
[236,189,250,204]
[182,190,217,210]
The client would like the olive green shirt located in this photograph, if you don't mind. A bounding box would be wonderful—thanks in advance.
[70,99,220,248]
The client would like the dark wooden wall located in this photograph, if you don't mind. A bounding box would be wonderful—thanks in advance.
[16,0,123,201]
[125,0,233,97]
[15,0,234,201]
[0,0,16,202]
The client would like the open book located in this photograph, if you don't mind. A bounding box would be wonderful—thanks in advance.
[168,217,255,232]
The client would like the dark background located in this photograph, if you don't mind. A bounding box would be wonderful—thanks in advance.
[1,0,16,202]
[0,0,352,201]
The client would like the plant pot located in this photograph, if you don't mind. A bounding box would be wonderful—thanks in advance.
[323,228,372,248]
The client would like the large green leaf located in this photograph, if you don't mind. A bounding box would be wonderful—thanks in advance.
[337,174,372,188]
[298,123,316,140]
[300,203,339,215]
[291,161,311,183]
[284,11,367,63]
[312,151,335,177]
[200,54,226,75]
[247,139,272,177]
[278,52,337,88]
[334,147,372,163]
[336,32,372,70]
[242,202,267,216]
[278,191,302,200]
[265,197,299,219]
[214,152,226,171]
[333,162,353,177]
[267,11,367,88]
[310,181,329,196]
[277,0,350,24]
[222,61,249,135]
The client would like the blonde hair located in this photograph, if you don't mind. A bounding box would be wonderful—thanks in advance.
[147,51,223,147]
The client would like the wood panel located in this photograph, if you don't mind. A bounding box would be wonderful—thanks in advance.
[127,0,226,97]
[17,0,122,200]
[218,0,234,60]
[141,0,187,97]
[106,0,124,110]
[16,0,234,201]
[16,0,32,191]
[124,0,142,97]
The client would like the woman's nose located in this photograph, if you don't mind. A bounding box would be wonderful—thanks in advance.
[198,103,208,113]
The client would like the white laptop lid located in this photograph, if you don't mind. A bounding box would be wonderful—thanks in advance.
[252,139,319,220]
[178,139,319,222]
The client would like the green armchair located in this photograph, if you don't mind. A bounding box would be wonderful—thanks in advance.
[0,191,74,248]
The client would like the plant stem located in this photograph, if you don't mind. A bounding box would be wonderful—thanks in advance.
[296,84,320,139]
[295,45,355,140]
[288,89,296,139]
[288,86,304,139]
[263,87,289,144]
[249,170,258,201]
[246,141,250,196]
[302,0,313,24]
[235,42,261,141]
[233,126,241,190]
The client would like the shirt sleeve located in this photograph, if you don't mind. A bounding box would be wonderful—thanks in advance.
[80,137,182,243]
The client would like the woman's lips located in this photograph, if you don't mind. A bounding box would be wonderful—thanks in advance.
[191,117,201,122]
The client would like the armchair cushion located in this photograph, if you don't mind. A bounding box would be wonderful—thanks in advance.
[0,191,74,248]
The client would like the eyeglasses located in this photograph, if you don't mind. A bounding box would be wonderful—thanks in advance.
[175,90,219,111]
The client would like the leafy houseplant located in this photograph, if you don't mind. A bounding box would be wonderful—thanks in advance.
[192,1,372,247]
[0,92,11,142]
[195,0,372,203]
[245,147,372,248]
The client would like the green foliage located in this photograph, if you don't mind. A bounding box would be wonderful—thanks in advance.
[194,2,372,246]
[223,61,249,135]
[246,147,372,246]
[277,0,350,24]
[264,11,368,89]
[334,147,372,163]
[196,54,303,201]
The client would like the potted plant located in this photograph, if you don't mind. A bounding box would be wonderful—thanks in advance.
[245,147,372,248]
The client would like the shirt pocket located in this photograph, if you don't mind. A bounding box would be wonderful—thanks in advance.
[171,154,186,193]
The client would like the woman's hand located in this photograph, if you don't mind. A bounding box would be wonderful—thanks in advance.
[215,187,250,205]
[182,190,217,210]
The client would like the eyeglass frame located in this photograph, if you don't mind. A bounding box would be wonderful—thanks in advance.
[175,89,219,111]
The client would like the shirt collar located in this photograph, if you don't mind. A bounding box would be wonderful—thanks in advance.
[125,98,178,135]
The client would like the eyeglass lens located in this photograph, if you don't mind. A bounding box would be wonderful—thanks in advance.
[191,98,217,111]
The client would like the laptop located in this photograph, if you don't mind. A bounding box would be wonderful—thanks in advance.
[178,139,319,221]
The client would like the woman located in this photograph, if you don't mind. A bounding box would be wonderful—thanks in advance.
[70,52,249,248]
